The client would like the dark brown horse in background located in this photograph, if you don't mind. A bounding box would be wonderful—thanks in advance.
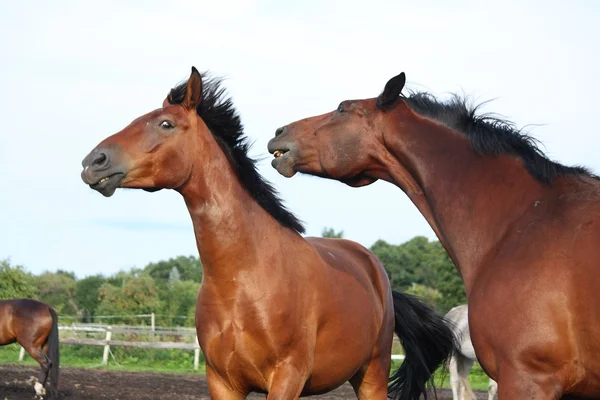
[80,67,456,400]
[269,72,600,399]
[0,299,59,398]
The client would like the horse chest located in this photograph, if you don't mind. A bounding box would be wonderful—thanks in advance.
[197,314,281,390]
[195,292,299,388]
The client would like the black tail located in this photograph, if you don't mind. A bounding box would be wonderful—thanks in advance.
[388,290,456,400]
[47,308,60,397]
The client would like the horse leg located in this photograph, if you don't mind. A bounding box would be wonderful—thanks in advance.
[349,355,390,400]
[488,379,498,400]
[449,355,461,400]
[20,343,50,398]
[205,365,247,400]
[40,342,52,387]
[265,361,308,400]
[456,356,475,400]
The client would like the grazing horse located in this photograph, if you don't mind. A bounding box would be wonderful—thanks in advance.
[445,305,497,400]
[80,67,456,400]
[268,72,600,399]
[0,299,60,398]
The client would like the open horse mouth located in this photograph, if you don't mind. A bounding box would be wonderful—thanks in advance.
[270,152,297,178]
[82,169,125,197]
[267,139,298,177]
[272,149,288,159]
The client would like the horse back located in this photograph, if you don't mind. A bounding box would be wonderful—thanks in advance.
[305,237,392,307]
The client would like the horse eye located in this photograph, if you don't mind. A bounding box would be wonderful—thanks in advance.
[160,120,174,129]
[337,103,345,113]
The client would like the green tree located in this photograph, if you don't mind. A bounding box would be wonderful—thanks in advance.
[321,227,344,238]
[429,241,466,313]
[106,268,143,287]
[97,274,161,321]
[75,274,107,321]
[161,280,200,327]
[370,239,421,290]
[405,283,443,309]
[144,256,203,289]
[34,270,79,315]
[0,259,35,300]
[370,236,466,314]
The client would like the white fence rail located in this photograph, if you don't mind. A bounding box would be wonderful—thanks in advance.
[17,319,404,369]
[17,322,202,370]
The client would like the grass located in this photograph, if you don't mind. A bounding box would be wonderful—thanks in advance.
[1,344,490,391]
[390,359,491,392]
[0,343,205,374]
[438,363,491,392]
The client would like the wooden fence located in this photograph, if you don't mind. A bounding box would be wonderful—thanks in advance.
[18,323,202,370]
[17,322,404,370]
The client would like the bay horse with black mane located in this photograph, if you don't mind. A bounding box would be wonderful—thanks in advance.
[80,67,456,400]
[268,72,600,399]
[0,298,59,398]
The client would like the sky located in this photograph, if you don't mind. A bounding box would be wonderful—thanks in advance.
[1,0,599,277]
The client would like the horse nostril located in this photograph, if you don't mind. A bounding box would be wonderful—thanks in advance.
[91,151,110,169]
[275,126,285,137]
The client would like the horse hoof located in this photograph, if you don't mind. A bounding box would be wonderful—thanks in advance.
[34,381,46,397]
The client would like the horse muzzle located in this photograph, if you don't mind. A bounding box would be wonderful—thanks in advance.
[81,147,127,197]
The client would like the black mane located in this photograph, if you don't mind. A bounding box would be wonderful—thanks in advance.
[168,74,305,234]
[403,92,598,184]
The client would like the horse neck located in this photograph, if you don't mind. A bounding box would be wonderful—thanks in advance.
[380,109,546,291]
[178,136,284,284]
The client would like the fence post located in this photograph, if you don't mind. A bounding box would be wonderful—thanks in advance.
[193,335,200,371]
[18,346,25,361]
[151,313,156,337]
[102,326,112,365]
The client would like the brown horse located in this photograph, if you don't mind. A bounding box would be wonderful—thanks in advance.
[268,72,600,399]
[0,299,60,398]
[80,67,456,400]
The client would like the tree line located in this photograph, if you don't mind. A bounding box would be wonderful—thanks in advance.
[0,229,466,324]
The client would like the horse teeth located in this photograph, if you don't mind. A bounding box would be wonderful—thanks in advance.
[274,151,283,158]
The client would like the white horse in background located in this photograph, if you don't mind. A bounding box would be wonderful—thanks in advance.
[445,304,498,400]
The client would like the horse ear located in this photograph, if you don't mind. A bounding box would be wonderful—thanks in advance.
[182,66,203,110]
[376,72,406,109]
[162,95,172,108]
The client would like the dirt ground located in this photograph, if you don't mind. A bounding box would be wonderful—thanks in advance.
[0,364,488,399]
